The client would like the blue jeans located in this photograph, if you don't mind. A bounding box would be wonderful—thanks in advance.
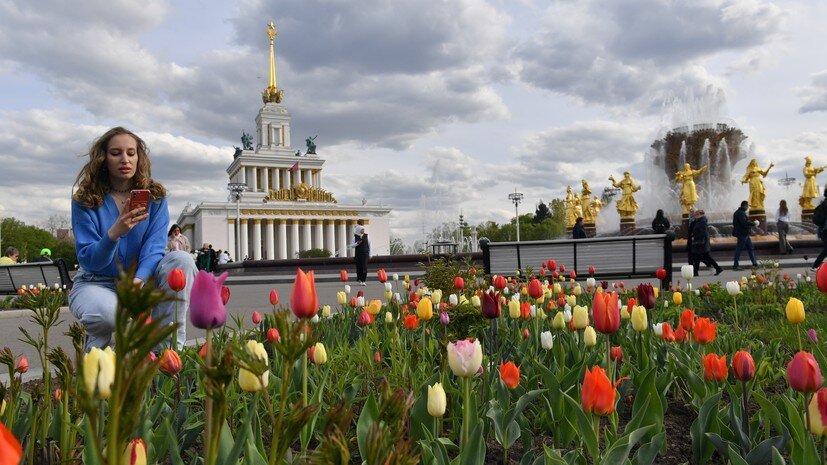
[69,251,197,351]
[733,236,757,267]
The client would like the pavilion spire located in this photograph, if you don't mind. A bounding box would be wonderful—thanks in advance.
[262,21,283,104]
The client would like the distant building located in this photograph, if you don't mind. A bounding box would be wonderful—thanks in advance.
[176,22,391,260]
[56,228,74,243]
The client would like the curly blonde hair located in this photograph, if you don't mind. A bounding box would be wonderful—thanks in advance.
[73,127,166,208]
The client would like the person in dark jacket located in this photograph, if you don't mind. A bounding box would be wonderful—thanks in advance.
[690,210,723,276]
[686,208,695,268]
[30,248,53,263]
[812,188,827,272]
[353,225,370,285]
[651,209,670,234]
[732,200,758,270]
[572,217,587,239]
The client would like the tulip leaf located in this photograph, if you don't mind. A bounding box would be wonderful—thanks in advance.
[221,414,248,465]
[626,368,663,439]
[458,422,486,465]
[690,391,721,465]
[631,431,665,465]
[728,401,751,454]
[541,446,568,465]
[771,446,786,465]
[727,445,750,465]
[563,392,599,462]
[745,436,791,464]
[357,394,379,462]
[508,389,546,427]
[162,417,186,465]
[601,424,653,465]
[753,392,790,441]
[82,419,103,465]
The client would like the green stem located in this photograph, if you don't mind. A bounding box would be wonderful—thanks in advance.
[806,392,813,438]
[593,413,601,462]
[302,350,309,456]
[733,296,739,332]
[741,380,750,440]
[798,326,804,353]
[205,328,215,465]
[462,377,471,448]
[173,294,180,350]
[270,362,291,465]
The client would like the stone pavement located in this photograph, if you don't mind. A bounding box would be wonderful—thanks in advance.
[0,258,819,383]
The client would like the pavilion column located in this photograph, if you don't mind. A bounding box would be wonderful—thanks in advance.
[240,219,249,261]
[289,220,300,259]
[227,219,236,261]
[277,220,288,259]
[302,220,312,252]
[347,220,356,257]
[265,219,275,259]
[262,169,269,194]
[251,167,258,192]
[313,220,324,250]
[239,167,246,185]
[337,221,347,258]
[325,220,336,257]
[252,219,262,260]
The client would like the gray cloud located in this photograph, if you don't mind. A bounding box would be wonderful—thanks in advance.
[797,70,827,113]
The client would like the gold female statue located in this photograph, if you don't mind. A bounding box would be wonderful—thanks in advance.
[581,179,594,223]
[740,159,773,211]
[608,172,641,219]
[675,163,708,214]
[801,156,826,210]
[565,186,577,227]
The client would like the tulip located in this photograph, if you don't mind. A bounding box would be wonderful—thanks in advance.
[238,340,269,392]
[358,309,372,326]
[447,339,483,378]
[809,388,827,436]
[168,268,186,292]
[631,306,647,332]
[817,264,827,293]
[159,349,182,377]
[364,299,380,316]
[679,309,695,331]
[552,283,562,294]
[376,269,388,283]
[621,306,631,320]
[656,268,667,280]
[732,351,755,381]
[492,275,507,290]
[693,317,716,344]
[809,329,819,344]
[507,300,520,319]
[552,312,565,329]
[416,298,434,320]
[221,286,231,305]
[592,291,620,334]
[344,284,351,294]
[726,281,740,296]
[573,284,582,297]
[83,347,115,399]
[702,353,728,382]
[674,326,689,343]
[581,366,619,416]
[266,328,280,344]
[429,289,442,304]
[500,361,520,389]
[788,351,823,393]
[15,356,28,374]
[481,290,500,319]
[123,438,147,465]
[427,382,447,417]
[291,268,319,319]
[538,331,553,350]
[520,328,529,340]
[528,278,543,299]
[566,295,577,307]
[636,283,656,310]
[584,326,597,346]
[786,297,805,324]
[572,305,589,329]
[403,314,419,330]
[672,291,682,306]
[588,265,596,275]
[439,311,450,326]
[251,311,263,325]
[335,291,347,305]
[652,322,664,336]
[340,269,348,282]
[661,323,676,342]
[610,346,623,362]
[189,271,229,329]
[681,264,694,280]
[449,294,458,306]
[453,276,465,291]
[470,295,481,308]
[312,343,327,364]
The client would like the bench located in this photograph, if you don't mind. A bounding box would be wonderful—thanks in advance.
[0,259,74,295]
[480,234,673,289]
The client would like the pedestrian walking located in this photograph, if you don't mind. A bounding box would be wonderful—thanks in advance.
[776,200,794,254]
[732,200,758,270]
[690,210,723,276]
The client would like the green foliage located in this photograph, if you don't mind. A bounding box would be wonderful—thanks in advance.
[475,198,566,242]
[420,256,476,296]
[298,248,332,258]
[0,217,77,267]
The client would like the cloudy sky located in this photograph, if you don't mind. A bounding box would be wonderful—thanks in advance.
[1,0,826,246]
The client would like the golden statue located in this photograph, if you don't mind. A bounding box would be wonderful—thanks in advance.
[800,156,826,210]
[573,193,583,221]
[591,195,604,218]
[580,179,594,223]
[740,159,773,211]
[565,186,577,227]
[675,163,708,214]
[608,172,641,219]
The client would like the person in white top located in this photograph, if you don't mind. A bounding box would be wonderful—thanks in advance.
[776,199,794,254]
[217,250,230,265]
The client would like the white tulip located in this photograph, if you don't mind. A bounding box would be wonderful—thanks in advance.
[681,264,694,280]
[384,282,392,292]
[311,314,320,323]
[393,273,399,281]
[540,331,553,350]
[653,322,664,336]
[357,296,365,307]
[726,281,740,296]
[563,308,572,322]
[344,285,351,294]
[393,292,401,302]
[530,305,537,317]
[449,294,458,305]
[694,289,700,295]
[586,277,596,288]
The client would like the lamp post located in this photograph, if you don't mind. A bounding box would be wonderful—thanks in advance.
[227,182,248,261]
[508,189,524,242]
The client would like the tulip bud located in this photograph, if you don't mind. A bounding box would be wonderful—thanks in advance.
[123,438,147,465]
[159,349,182,377]
[439,311,450,325]
[672,292,682,306]
[508,300,520,319]
[631,306,647,332]
[357,296,365,307]
[453,276,465,291]
[552,312,565,329]
[322,305,331,318]
[572,305,589,329]
[269,289,279,306]
[681,264,694,280]
[653,322,664,336]
[251,311,263,325]
[586,277,595,288]
[584,326,597,347]
[522,328,530,340]
[449,294,458,306]
[54,388,62,402]
[16,356,28,374]
[809,329,819,344]
[786,297,805,324]
[83,347,115,399]
[610,346,622,362]
[431,289,443,304]
[393,273,399,281]
[238,340,269,392]
[573,284,582,296]
[417,297,434,320]
[312,343,328,364]
[732,351,755,381]
[339,270,348,282]
[168,268,186,292]
[471,295,481,308]
[344,284,351,294]
[266,328,280,344]
[384,312,394,324]
[788,351,823,393]
[374,351,382,363]
[540,331,553,350]
[427,382,447,417]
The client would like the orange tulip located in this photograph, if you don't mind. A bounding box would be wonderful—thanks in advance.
[674,326,689,343]
[581,366,620,416]
[661,322,676,342]
[376,269,388,283]
[500,361,520,389]
[0,422,22,465]
[403,314,419,330]
[679,309,695,331]
[732,351,755,381]
[340,270,348,282]
[269,289,279,306]
[788,351,823,393]
[702,353,728,382]
[592,291,620,334]
[692,317,716,344]
[168,268,186,292]
[290,268,318,319]
[159,349,182,377]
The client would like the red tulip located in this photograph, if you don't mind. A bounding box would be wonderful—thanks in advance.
[290,268,318,319]
[500,361,520,389]
[340,269,348,282]
[588,265,596,275]
[266,328,280,344]
[522,328,529,340]
[349,297,359,307]
[414,278,421,287]
[358,309,372,326]
[221,286,231,305]
[559,264,566,273]
[547,259,556,271]
[674,326,689,343]
[680,309,695,331]
[453,276,465,291]
[817,264,827,293]
[403,314,419,330]
[307,345,316,363]
[626,297,637,315]
[168,268,186,292]
[269,289,279,306]
[661,322,676,342]
[199,343,208,359]
[581,366,620,416]
[520,302,531,319]
[732,351,755,381]
[592,290,620,334]
[788,351,823,393]
[610,346,623,362]
[159,349,182,376]
[693,318,717,344]
[492,275,507,290]
[377,269,388,283]
[636,283,656,310]
[655,268,667,281]
[702,353,728,382]
[16,356,28,374]
[0,422,23,465]
[374,352,382,363]
[357,290,365,298]
[481,290,500,319]
[252,311,263,325]
[528,278,543,299]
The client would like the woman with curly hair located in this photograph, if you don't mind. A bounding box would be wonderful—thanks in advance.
[69,127,196,350]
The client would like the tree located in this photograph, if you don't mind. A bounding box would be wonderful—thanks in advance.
[0,217,77,267]
[41,213,70,236]
[534,201,552,223]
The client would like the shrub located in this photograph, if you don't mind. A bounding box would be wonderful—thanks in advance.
[298,248,332,258]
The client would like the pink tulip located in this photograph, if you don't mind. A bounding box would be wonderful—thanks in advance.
[252,311,263,325]
[269,289,279,306]
[189,271,229,329]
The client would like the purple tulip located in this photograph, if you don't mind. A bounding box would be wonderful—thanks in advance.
[481,290,500,319]
[808,328,819,344]
[636,283,656,310]
[189,271,229,329]
[439,311,450,326]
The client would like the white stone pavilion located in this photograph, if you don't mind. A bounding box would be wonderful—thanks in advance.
[176,22,391,260]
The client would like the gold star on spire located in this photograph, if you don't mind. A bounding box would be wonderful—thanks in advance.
[262,21,283,104]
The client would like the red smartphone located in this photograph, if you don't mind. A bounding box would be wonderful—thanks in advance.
[128,189,151,212]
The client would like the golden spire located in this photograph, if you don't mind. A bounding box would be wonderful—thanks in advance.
[262,21,283,104]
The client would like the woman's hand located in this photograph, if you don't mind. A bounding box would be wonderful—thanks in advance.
[108,206,148,241]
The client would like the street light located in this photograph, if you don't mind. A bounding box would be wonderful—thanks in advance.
[508,189,524,242]
[227,182,248,261]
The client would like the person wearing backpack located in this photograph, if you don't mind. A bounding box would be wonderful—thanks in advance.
[812,188,827,271]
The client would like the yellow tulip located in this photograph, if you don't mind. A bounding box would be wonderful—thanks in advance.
[535,294,545,304]
[786,297,805,324]
[673,292,682,305]
[83,347,115,399]
[572,305,588,329]
[427,382,447,417]
[471,295,481,308]
[384,290,393,300]
[621,306,631,320]
[322,305,331,318]
[631,305,648,332]
[312,343,328,364]
[595,286,603,294]
[653,287,659,299]
[123,438,147,465]
[431,290,443,304]
[539,308,548,319]
[584,326,597,346]
[573,285,582,296]
[367,299,382,315]
[404,274,410,283]
[508,300,520,319]
[238,340,269,392]
[336,291,347,305]
[459,295,469,305]
[552,312,566,329]
[566,295,576,307]
[417,297,434,320]
[553,283,562,294]
[385,312,393,324]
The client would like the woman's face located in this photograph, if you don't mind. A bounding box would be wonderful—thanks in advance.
[106,134,139,184]
[172,227,181,236]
